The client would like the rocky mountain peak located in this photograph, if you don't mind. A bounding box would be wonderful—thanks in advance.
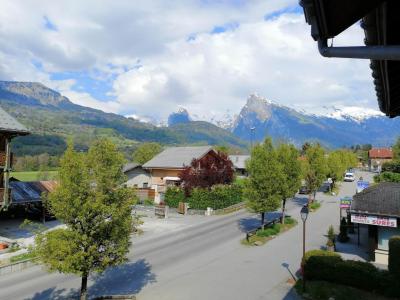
[0,81,72,107]
[238,93,274,124]
[168,106,191,126]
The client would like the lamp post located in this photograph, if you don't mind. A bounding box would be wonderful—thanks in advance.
[250,127,255,149]
[300,205,309,292]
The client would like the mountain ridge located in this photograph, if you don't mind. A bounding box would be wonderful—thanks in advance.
[0,81,248,156]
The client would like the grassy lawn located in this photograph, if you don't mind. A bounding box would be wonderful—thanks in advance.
[9,252,37,263]
[295,280,394,300]
[241,216,298,246]
[309,202,321,212]
[11,171,58,181]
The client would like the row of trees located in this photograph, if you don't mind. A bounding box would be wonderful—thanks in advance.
[245,139,357,227]
[13,153,59,171]
[244,139,301,227]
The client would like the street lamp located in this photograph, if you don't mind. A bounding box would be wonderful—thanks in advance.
[250,127,255,149]
[300,205,309,292]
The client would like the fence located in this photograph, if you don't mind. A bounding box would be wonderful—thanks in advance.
[0,258,38,276]
[135,188,156,202]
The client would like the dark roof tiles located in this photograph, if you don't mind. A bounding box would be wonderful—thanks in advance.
[351,182,400,217]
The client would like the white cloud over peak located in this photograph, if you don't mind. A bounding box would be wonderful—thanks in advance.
[0,0,377,122]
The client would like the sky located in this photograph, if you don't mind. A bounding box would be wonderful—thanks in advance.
[0,0,378,123]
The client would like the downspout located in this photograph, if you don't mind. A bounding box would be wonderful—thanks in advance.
[318,39,400,60]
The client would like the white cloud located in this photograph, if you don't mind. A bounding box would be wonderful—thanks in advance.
[0,0,377,122]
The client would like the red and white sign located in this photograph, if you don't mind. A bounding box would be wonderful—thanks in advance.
[351,214,397,228]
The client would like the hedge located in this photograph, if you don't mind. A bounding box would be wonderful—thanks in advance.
[165,184,243,210]
[164,187,185,208]
[302,249,340,265]
[303,250,400,297]
[188,184,243,210]
[389,236,400,276]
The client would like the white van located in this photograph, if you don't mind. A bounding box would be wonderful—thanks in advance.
[344,172,355,182]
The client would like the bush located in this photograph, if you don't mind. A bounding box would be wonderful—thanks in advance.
[326,225,335,249]
[256,223,281,237]
[165,187,185,208]
[374,172,400,183]
[188,184,243,210]
[303,250,400,297]
[310,202,321,210]
[302,249,340,265]
[389,236,400,276]
[284,216,296,225]
[143,198,154,206]
[382,160,400,173]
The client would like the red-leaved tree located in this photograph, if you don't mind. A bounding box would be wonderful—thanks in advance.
[179,151,234,196]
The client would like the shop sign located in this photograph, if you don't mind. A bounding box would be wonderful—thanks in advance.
[351,214,397,227]
[340,197,352,209]
[356,181,369,193]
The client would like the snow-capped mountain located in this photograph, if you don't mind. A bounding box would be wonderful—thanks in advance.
[166,93,399,148]
[310,105,384,122]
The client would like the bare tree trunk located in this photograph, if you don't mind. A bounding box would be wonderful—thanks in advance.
[281,198,286,224]
[80,274,88,300]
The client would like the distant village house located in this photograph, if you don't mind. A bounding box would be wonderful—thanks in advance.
[368,148,393,172]
[229,155,250,177]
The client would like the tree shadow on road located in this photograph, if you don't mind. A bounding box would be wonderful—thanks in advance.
[24,259,156,300]
[290,196,308,208]
[90,259,156,298]
[237,211,282,232]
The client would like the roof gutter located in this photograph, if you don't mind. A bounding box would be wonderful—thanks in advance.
[318,39,400,60]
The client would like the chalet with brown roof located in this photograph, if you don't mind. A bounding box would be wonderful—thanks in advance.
[142,146,218,203]
[368,148,393,172]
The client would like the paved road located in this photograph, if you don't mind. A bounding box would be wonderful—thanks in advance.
[0,171,371,300]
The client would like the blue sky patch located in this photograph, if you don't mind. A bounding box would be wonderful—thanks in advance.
[264,5,302,21]
[50,70,117,101]
[43,16,58,31]
[211,22,239,34]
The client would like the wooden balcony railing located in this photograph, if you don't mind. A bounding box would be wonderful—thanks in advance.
[0,152,13,168]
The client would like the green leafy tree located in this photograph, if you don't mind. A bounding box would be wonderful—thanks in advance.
[302,144,328,202]
[276,143,301,224]
[132,142,162,164]
[33,140,136,300]
[393,137,400,160]
[244,138,285,228]
[326,149,357,187]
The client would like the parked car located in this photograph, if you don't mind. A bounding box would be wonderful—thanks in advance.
[299,185,310,194]
[344,172,355,182]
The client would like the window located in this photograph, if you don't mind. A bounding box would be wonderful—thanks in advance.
[378,227,400,250]
[143,182,148,188]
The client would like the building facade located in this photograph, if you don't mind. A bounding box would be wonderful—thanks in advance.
[368,148,393,172]
[0,107,29,210]
[350,182,400,265]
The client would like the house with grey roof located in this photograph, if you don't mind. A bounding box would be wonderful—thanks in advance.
[0,106,30,210]
[229,155,250,177]
[122,162,151,189]
[350,182,400,265]
[142,146,217,202]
